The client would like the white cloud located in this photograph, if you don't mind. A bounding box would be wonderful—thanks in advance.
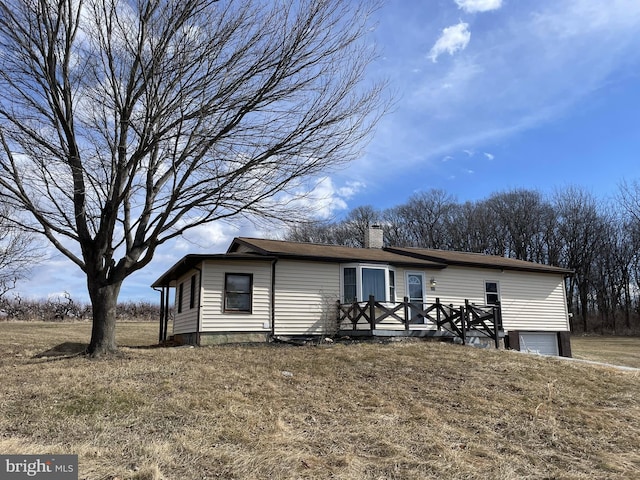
[442,155,454,162]
[428,22,471,62]
[175,222,240,251]
[281,176,365,221]
[337,180,366,200]
[455,0,503,13]
[484,152,495,160]
[463,149,475,157]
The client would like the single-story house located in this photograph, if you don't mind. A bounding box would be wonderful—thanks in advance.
[152,226,573,356]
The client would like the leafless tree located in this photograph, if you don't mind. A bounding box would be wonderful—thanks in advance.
[0,202,41,298]
[484,189,557,263]
[285,205,380,247]
[284,220,347,245]
[589,211,635,333]
[382,206,414,247]
[619,179,640,225]
[553,187,604,331]
[616,180,640,329]
[0,0,385,355]
[341,205,380,247]
[393,189,456,249]
[447,200,505,255]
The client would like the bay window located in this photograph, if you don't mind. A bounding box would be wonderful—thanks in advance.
[341,264,396,303]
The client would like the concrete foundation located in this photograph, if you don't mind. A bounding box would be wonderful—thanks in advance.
[174,332,270,346]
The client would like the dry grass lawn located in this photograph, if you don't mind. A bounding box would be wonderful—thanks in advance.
[571,335,640,369]
[0,322,638,479]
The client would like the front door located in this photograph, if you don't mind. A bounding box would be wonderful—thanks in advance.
[406,272,426,323]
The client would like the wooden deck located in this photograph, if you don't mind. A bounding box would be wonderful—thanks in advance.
[337,296,503,348]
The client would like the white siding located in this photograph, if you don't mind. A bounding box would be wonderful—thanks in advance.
[273,260,340,336]
[172,272,200,335]
[175,257,569,336]
[417,266,570,332]
[200,260,272,332]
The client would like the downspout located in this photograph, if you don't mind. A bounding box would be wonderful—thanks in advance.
[163,286,170,341]
[270,259,278,339]
[153,287,164,343]
[194,265,202,346]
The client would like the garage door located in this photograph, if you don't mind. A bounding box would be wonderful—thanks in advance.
[518,332,559,356]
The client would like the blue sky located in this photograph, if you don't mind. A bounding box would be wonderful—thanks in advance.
[344,0,640,208]
[16,0,640,303]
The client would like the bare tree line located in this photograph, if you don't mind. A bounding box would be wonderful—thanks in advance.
[286,185,640,334]
[0,292,163,322]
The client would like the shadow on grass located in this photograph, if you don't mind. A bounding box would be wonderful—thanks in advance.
[33,342,87,358]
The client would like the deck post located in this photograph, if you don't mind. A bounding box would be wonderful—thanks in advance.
[460,304,466,345]
[403,296,410,330]
[351,300,358,330]
[436,297,441,331]
[493,306,500,349]
[369,295,376,332]
[158,287,165,342]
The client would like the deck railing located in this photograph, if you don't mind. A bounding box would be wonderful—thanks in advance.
[336,296,503,348]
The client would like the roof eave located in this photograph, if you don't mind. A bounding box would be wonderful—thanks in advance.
[384,247,573,275]
[151,253,276,287]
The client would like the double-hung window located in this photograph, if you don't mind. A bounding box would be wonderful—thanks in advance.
[485,281,500,305]
[341,265,396,303]
[343,267,357,303]
[224,273,253,313]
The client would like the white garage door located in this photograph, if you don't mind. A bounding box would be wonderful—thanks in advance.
[519,332,559,356]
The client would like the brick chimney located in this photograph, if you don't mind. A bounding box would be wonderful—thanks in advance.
[364,224,384,249]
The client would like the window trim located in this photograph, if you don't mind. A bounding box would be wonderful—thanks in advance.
[177,282,184,314]
[224,273,253,313]
[189,274,197,309]
[484,280,501,306]
[389,269,396,304]
[340,264,396,303]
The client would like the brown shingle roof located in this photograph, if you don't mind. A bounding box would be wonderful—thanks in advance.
[152,237,572,287]
[231,238,571,274]
[385,246,573,274]
[228,237,447,268]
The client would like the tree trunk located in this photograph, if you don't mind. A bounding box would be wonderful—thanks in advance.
[87,281,122,356]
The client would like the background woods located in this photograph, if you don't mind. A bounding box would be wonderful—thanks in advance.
[287,185,640,335]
